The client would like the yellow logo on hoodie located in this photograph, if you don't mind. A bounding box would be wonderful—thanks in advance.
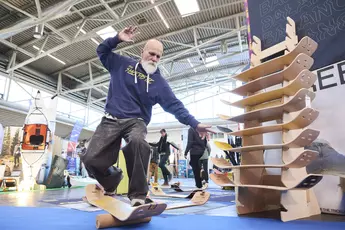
[126,65,154,84]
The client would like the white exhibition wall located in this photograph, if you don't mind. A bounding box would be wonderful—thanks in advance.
[309,59,345,215]
[261,59,345,214]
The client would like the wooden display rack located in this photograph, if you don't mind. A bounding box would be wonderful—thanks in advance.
[212,17,322,222]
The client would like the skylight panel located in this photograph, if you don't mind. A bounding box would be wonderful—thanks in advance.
[174,0,200,17]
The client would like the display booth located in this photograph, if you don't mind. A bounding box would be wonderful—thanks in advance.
[226,0,345,218]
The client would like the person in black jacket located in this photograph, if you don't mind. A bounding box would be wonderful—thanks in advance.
[184,127,207,188]
[149,129,178,186]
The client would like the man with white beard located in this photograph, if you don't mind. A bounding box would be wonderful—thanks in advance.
[81,25,213,207]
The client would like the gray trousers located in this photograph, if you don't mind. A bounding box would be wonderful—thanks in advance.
[80,117,150,200]
[305,139,345,176]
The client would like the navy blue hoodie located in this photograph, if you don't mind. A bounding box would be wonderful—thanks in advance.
[96,35,200,129]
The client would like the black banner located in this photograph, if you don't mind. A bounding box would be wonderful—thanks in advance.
[247,0,345,70]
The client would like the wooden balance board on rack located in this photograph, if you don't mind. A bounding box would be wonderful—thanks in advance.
[231,53,314,96]
[219,108,319,137]
[217,126,233,133]
[213,128,319,153]
[85,184,166,228]
[226,69,316,108]
[232,36,317,83]
[210,173,323,191]
[220,88,315,123]
[149,186,197,199]
[211,150,318,169]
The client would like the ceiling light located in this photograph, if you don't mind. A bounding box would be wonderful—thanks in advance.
[150,0,170,29]
[96,26,117,40]
[91,38,100,45]
[205,56,219,68]
[33,45,66,65]
[34,24,44,39]
[174,0,200,17]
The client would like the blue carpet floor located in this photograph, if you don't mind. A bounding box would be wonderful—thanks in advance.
[1,206,344,229]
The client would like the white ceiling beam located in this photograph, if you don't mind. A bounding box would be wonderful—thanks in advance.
[162,26,246,66]
[160,39,194,48]
[34,0,42,18]
[6,0,171,73]
[0,38,34,58]
[88,96,107,105]
[18,1,126,49]
[167,49,246,79]
[58,82,109,96]
[99,0,120,19]
[77,36,246,86]
[54,12,245,75]
[0,0,81,40]
[62,72,107,96]
[193,28,206,65]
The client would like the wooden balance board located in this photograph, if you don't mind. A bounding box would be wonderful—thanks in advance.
[232,36,317,83]
[231,53,314,96]
[149,186,196,199]
[210,173,323,191]
[221,88,315,123]
[219,108,319,137]
[226,69,316,108]
[165,191,211,210]
[85,184,167,227]
[211,150,318,169]
[171,182,208,192]
[213,128,319,153]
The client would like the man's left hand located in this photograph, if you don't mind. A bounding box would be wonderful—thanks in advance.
[196,123,215,139]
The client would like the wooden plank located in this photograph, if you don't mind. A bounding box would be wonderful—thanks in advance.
[228,88,315,123]
[210,150,318,169]
[210,173,323,191]
[228,69,316,108]
[214,128,319,153]
[220,108,319,136]
[232,36,317,82]
[231,54,314,96]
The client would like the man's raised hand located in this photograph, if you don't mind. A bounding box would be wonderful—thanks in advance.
[118,25,139,43]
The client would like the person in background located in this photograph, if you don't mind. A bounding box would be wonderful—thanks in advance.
[63,170,72,188]
[147,146,159,185]
[149,129,179,186]
[61,150,67,159]
[199,134,211,185]
[184,127,208,189]
[13,141,21,168]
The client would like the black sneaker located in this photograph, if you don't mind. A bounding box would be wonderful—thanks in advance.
[105,167,124,193]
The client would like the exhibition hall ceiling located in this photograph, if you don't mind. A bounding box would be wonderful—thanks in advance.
[0,0,249,111]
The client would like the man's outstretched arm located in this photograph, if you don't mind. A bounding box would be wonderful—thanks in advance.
[157,84,199,129]
[157,83,213,135]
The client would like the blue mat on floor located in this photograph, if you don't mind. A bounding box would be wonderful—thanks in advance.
[1,206,344,229]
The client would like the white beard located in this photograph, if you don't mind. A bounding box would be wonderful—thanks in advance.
[141,61,157,75]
